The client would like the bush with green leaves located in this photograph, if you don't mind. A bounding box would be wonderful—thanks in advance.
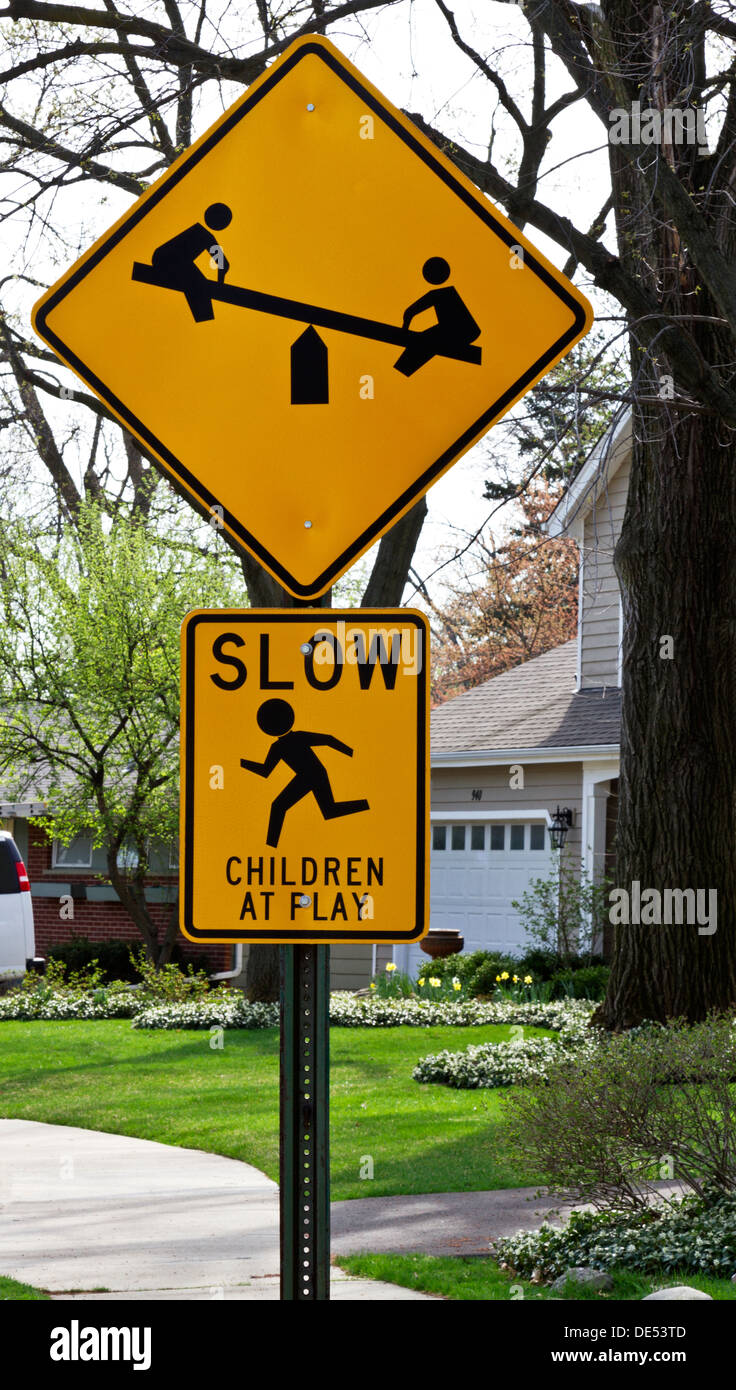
[127,947,211,1001]
[548,964,610,1001]
[47,937,213,984]
[496,1195,736,1281]
[416,950,515,995]
[416,948,608,1000]
[0,954,214,1021]
[511,854,610,963]
[501,1014,736,1211]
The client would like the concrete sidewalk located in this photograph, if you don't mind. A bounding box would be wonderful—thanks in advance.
[0,1120,429,1301]
[1,1119,610,1299]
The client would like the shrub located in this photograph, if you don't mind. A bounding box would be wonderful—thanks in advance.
[495,1195,736,1280]
[417,950,515,992]
[501,1014,736,1211]
[414,948,608,1001]
[47,937,212,984]
[128,947,211,1002]
[48,938,140,983]
[548,964,610,1001]
[512,855,611,962]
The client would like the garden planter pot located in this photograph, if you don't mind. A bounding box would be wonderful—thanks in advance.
[420,929,464,959]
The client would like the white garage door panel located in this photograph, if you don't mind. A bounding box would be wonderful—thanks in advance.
[414,821,555,976]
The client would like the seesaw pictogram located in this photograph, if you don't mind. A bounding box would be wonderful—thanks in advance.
[132,203,482,404]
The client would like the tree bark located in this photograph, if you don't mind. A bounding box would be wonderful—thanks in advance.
[594,0,736,1027]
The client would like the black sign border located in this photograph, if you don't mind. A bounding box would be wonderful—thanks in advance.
[35,40,588,599]
[182,609,428,942]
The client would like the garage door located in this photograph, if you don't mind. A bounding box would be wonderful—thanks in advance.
[406,820,554,977]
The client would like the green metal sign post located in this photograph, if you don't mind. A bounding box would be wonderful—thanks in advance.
[279,944,331,1300]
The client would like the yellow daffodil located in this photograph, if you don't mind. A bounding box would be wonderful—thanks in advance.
[512,975,518,983]
[370,982,376,990]
[418,977,425,987]
[500,971,509,981]
[429,977,441,988]
[495,975,501,982]
[524,975,533,984]
[386,962,397,972]
[452,979,461,991]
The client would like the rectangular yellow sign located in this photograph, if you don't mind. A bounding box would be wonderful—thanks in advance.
[181,610,429,943]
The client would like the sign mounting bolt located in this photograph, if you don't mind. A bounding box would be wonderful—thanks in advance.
[304,519,313,528]
[307,103,315,112]
[298,894,312,907]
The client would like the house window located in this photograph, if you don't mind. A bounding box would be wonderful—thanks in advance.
[490,825,505,850]
[432,825,447,851]
[116,842,139,871]
[530,824,546,851]
[52,835,93,868]
[510,825,525,851]
[470,824,485,850]
[451,825,466,851]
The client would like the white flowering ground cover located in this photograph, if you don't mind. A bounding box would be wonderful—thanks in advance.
[495,1196,736,1280]
[412,1010,596,1088]
[0,986,592,1041]
[0,988,140,1021]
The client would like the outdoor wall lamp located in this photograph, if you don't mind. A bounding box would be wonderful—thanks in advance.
[550,805,574,851]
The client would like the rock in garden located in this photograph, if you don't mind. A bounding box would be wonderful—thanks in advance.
[551,1267,613,1294]
[642,1287,712,1301]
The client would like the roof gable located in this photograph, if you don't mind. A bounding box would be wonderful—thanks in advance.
[431,640,620,755]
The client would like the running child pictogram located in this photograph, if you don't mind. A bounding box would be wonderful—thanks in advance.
[240,697,370,848]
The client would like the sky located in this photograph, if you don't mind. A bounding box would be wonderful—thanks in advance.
[1,0,616,598]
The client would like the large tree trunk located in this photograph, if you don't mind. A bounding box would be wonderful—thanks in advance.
[595,0,736,1028]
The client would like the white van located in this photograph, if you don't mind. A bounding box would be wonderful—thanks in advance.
[0,830,37,982]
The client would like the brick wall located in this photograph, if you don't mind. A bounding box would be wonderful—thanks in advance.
[27,825,230,973]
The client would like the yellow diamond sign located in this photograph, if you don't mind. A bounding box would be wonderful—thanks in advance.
[32,36,592,598]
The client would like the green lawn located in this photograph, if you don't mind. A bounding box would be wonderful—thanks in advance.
[336,1253,736,1301]
[0,1019,550,1199]
[0,1276,48,1300]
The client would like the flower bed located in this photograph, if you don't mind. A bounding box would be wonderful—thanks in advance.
[0,984,593,1034]
[0,988,140,1021]
[329,994,593,1031]
[495,1196,736,1280]
[132,996,279,1030]
[413,1013,596,1088]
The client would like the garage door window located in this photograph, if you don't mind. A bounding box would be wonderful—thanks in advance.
[432,822,547,853]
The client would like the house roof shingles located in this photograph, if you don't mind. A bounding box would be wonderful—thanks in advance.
[431,640,621,754]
